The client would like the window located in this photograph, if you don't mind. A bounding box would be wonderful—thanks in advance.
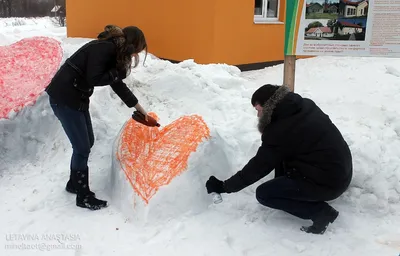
[254,0,280,23]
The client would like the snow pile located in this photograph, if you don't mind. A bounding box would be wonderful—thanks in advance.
[0,36,63,119]
[107,55,262,224]
[110,128,231,225]
[0,18,400,256]
[0,17,65,46]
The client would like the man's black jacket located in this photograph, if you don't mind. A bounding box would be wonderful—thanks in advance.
[223,92,353,193]
[45,39,138,111]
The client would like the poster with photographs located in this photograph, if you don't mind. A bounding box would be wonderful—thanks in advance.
[294,0,400,57]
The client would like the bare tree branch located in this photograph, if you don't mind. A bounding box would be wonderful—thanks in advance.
[0,0,65,18]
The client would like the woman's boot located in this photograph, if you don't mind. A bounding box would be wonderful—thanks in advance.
[74,167,107,210]
[66,169,95,196]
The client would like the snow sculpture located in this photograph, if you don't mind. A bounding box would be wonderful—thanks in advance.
[110,113,231,224]
[0,36,63,119]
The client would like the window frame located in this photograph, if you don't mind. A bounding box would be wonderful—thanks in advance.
[254,0,282,24]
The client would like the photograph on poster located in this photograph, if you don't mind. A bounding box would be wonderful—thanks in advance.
[304,0,369,41]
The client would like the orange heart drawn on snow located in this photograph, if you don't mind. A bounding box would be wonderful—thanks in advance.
[116,113,210,204]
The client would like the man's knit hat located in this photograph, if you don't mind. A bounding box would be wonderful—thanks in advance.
[251,84,281,106]
[251,84,291,132]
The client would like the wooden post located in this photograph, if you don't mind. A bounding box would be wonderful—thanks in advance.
[283,55,296,92]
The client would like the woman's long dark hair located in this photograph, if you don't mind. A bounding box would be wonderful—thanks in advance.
[97,25,147,75]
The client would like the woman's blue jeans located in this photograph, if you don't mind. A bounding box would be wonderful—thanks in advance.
[49,97,94,171]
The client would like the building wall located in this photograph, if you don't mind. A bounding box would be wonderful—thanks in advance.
[345,6,357,17]
[357,2,368,16]
[66,0,217,64]
[214,0,286,65]
[66,0,289,66]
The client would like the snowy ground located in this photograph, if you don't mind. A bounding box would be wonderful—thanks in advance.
[1,17,400,256]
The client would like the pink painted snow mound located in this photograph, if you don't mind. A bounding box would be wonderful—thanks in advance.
[0,36,63,119]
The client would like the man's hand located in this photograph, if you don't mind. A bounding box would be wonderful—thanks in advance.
[205,176,226,194]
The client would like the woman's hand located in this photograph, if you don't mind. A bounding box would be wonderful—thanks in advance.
[134,103,148,121]
[131,104,160,127]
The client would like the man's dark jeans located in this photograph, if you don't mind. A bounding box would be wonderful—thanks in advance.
[256,167,348,220]
[49,97,94,171]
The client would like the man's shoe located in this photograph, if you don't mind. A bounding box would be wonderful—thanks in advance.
[300,206,339,234]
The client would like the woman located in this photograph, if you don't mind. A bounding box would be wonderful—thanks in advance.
[45,25,150,210]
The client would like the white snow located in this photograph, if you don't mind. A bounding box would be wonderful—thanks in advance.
[1,17,400,256]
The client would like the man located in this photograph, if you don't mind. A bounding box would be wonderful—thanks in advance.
[206,84,353,234]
